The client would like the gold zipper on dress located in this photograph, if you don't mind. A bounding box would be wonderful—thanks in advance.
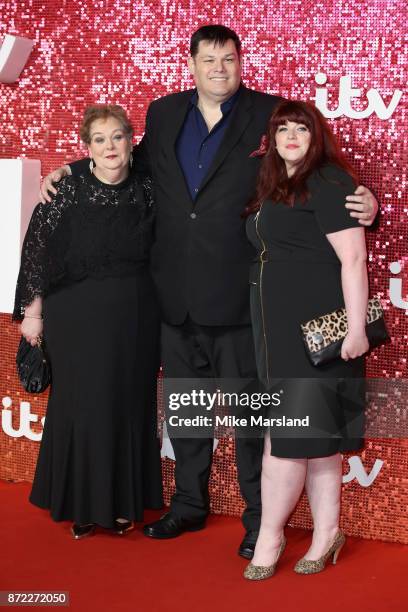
[255,206,270,386]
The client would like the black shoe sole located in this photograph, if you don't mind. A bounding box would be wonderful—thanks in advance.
[143,522,206,539]
[238,548,255,560]
[113,523,134,535]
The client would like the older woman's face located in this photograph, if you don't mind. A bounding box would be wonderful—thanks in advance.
[88,116,132,173]
[275,121,311,173]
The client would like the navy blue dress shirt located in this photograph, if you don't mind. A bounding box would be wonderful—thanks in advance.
[176,89,240,201]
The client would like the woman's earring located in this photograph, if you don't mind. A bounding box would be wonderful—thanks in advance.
[89,158,94,174]
[129,152,133,168]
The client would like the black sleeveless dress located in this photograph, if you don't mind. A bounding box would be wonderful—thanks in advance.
[246,165,365,458]
[14,173,163,526]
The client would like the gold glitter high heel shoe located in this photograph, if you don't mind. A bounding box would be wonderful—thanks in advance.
[243,536,286,581]
[294,530,346,574]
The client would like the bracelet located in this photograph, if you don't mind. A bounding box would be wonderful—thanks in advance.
[24,315,42,319]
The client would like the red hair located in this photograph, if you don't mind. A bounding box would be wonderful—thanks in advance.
[244,100,357,215]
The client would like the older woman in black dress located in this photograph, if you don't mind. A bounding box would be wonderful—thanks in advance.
[244,101,368,579]
[14,105,163,538]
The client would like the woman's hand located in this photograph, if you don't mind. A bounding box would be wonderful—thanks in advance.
[20,316,43,346]
[341,332,369,361]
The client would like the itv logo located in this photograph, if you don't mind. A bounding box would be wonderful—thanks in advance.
[0,34,34,83]
[313,72,402,120]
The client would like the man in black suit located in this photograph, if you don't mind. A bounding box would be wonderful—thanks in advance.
[41,25,378,559]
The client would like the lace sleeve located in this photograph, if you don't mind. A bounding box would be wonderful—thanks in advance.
[12,177,77,321]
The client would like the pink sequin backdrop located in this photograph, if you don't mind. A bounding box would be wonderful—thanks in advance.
[0,0,407,542]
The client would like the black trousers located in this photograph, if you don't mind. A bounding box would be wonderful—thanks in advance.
[161,317,263,531]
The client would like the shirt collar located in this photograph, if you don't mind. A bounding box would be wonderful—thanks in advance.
[190,85,242,116]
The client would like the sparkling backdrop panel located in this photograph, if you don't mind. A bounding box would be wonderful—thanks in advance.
[0,0,407,542]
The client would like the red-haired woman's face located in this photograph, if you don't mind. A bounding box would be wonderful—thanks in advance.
[275,121,311,175]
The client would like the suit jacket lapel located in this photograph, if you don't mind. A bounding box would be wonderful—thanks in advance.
[197,86,253,194]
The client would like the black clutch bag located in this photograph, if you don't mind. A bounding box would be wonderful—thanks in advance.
[300,297,390,366]
[16,336,51,393]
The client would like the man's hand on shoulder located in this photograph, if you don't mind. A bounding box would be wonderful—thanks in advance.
[345,185,379,227]
[39,164,72,203]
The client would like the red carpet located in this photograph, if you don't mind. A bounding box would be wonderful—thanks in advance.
[1,481,407,612]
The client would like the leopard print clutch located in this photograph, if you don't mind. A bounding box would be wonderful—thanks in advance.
[300,297,389,366]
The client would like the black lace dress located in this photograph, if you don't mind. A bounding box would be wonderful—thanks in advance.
[13,173,163,527]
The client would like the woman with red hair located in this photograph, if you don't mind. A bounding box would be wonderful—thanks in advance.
[244,101,368,579]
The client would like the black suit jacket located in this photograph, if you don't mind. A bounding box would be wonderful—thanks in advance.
[138,85,281,325]
[71,86,281,325]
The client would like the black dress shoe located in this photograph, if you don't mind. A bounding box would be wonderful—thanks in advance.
[143,512,206,539]
[71,523,96,540]
[238,530,259,559]
[112,519,134,535]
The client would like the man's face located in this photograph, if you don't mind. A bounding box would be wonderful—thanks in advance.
[188,39,241,102]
